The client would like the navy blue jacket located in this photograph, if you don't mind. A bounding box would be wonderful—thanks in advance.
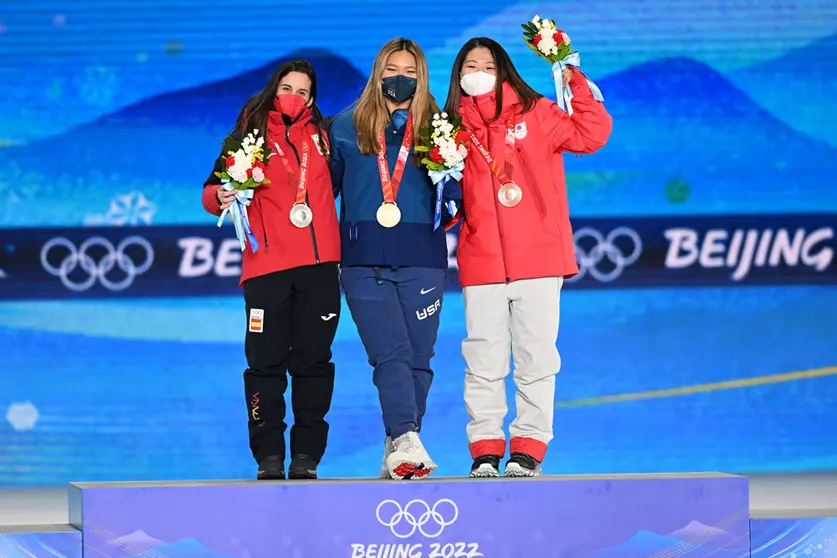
[330,109,452,269]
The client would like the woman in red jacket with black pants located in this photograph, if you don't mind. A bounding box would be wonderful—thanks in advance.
[202,60,341,481]
[444,38,612,477]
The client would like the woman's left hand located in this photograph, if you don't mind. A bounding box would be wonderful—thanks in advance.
[562,67,574,87]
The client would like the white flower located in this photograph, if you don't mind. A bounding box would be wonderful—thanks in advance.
[457,144,468,158]
[432,119,440,128]
[441,112,448,119]
[229,167,248,183]
[433,113,440,120]
[532,15,541,24]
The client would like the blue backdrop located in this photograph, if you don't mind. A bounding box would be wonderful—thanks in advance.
[0,0,836,486]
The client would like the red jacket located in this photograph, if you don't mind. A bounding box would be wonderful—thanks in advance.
[452,68,612,287]
[202,108,340,286]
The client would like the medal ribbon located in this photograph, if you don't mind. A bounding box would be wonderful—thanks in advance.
[272,139,310,204]
[377,113,414,204]
[468,117,516,184]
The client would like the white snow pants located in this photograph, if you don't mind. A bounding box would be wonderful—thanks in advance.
[462,277,563,462]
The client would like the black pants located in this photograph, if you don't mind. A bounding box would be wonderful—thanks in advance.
[243,263,340,465]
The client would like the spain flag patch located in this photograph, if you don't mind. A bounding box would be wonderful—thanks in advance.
[249,309,264,333]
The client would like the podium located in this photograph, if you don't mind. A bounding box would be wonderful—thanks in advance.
[67,473,750,557]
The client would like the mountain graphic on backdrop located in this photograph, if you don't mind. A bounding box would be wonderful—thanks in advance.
[563,56,835,209]
[5,49,367,185]
[594,529,742,557]
[124,537,234,558]
[729,32,837,148]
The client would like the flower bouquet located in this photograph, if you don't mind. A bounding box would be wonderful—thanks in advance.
[415,112,469,230]
[521,15,604,115]
[213,129,272,252]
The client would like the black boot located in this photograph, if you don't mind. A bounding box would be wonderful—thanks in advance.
[257,455,285,480]
[288,454,318,480]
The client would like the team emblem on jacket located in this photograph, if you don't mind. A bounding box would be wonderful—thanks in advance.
[512,122,528,140]
[311,134,329,155]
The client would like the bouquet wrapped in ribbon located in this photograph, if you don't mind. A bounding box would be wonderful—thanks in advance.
[213,130,272,252]
[416,112,468,230]
[522,15,604,115]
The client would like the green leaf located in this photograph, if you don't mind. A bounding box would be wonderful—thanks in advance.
[418,127,431,137]
[213,171,223,179]
[525,22,539,33]
[414,145,431,152]
[525,42,539,53]
[261,179,271,185]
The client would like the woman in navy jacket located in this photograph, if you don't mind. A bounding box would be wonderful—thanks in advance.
[330,37,460,480]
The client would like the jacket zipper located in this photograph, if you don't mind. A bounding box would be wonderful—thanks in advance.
[257,198,269,250]
[517,147,545,214]
[286,126,320,264]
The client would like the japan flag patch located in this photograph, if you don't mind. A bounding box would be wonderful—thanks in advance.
[249,309,264,333]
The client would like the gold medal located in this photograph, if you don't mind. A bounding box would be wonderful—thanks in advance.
[289,203,313,228]
[376,202,402,228]
[498,182,523,208]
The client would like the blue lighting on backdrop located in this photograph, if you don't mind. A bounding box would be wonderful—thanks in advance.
[0,0,836,485]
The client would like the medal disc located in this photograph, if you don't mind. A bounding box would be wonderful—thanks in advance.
[498,182,523,208]
[289,203,313,228]
[376,203,402,228]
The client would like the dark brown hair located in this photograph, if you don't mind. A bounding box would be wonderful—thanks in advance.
[231,59,329,160]
[444,37,542,121]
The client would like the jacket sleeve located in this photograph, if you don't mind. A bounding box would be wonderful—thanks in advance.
[201,129,242,216]
[201,149,225,217]
[539,67,612,154]
[329,122,345,198]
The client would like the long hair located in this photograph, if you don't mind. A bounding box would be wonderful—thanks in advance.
[444,37,542,121]
[231,59,329,161]
[353,38,438,156]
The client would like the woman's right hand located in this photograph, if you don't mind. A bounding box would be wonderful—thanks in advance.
[217,186,237,210]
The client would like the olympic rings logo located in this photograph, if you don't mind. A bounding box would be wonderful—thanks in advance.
[569,226,642,283]
[376,499,459,539]
[40,236,154,292]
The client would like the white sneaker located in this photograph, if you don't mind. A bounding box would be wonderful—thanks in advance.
[380,436,393,479]
[386,431,437,480]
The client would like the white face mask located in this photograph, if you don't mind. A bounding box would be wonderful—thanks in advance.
[460,71,496,97]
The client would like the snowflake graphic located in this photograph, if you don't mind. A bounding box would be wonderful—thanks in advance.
[104,192,157,225]
[6,402,39,431]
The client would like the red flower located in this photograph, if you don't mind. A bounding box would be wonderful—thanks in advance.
[225,155,235,168]
[553,30,570,45]
[455,129,470,144]
[429,146,444,163]
[253,159,265,170]
[532,34,542,46]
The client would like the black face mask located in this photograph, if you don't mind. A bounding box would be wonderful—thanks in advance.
[381,75,417,103]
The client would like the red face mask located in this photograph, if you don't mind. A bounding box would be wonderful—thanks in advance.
[274,94,308,120]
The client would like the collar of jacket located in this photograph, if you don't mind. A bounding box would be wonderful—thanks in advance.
[458,81,521,127]
[268,108,315,132]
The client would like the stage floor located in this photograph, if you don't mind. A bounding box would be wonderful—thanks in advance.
[0,472,835,527]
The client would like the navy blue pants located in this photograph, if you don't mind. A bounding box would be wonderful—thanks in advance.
[340,266,446,440]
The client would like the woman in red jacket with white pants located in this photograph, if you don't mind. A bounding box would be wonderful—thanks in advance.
[202,60,341,481]
[444,37,612,477]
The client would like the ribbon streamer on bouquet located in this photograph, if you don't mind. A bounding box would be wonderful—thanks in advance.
[216,182,260,253]
[551,52,604,116]
[428,161,464,231]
